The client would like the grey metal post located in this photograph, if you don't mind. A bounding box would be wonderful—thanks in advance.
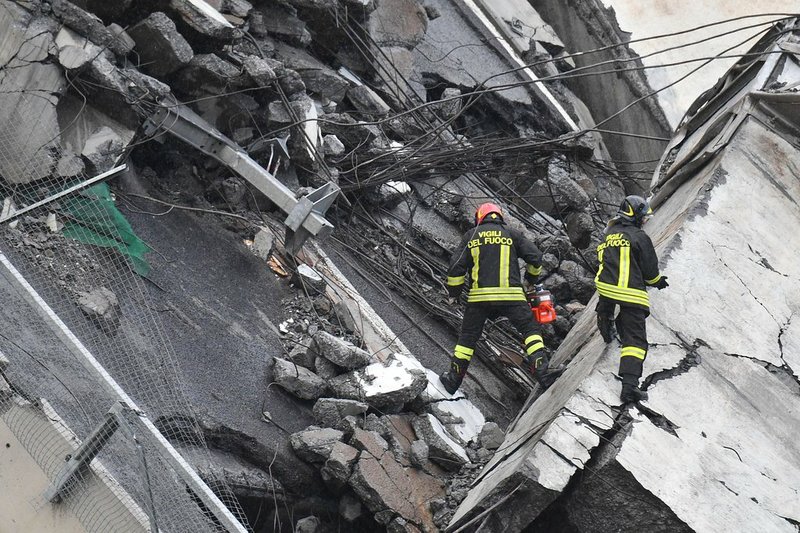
[0,249,247,533]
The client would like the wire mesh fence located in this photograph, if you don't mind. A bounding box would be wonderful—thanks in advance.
[0,85,249,530]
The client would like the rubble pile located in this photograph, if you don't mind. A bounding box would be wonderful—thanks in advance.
[273,331,503,532]
[271,265,504,531]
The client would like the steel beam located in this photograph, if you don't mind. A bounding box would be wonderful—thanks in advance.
[145,103,338,251]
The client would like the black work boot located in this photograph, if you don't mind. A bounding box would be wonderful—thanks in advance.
[439,361,468,395]
[526,353,564,389]
[620,374,648,403]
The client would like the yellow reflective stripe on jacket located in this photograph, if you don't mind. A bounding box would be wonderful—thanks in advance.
[595,281,649,307]
[454,344,474,361]
[618,246,630,287]
[499,244,510,287]
[526,264,542,276]
[645,273,662,285]
[470,247,480,290]
[467,286,527,303]
[447,275,465,286]
[620,346,646,360]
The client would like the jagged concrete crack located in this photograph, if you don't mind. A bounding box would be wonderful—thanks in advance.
[634,404,679,437]
[710,241,782,326]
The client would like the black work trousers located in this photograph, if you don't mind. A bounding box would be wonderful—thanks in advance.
[453,301,548,370]
[596,296,649,378]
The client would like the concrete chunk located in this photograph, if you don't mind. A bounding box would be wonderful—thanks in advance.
[313,398,369,428]
[347,85,391,116]
[169,0,238,40]
[272,358,327,400]
[478,422,505,451]
[310,331,372,369]
[411,414,469,471]
[367,0,427,48]
[174,53,243,96]
[348,438,443,530]
[51,0,130,56]
[292,264,327,296]
[128,12,194,78]
[322,135,345,157]
[253,4,311,47]
[320,441,359,490]
[328,354,428,408]
[250,227,274,260]
[82,126,123,174]
[290,427,344,463]
[243,56,277,87]
[78,287,120,334]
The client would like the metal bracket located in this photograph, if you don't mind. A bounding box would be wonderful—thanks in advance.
[44,402,125,503]
[145,101,339,253]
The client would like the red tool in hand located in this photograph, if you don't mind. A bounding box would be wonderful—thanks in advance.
[528,284,557,324]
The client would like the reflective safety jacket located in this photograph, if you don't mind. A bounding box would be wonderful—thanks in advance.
[446,220,542,304]
[595,219,663,309]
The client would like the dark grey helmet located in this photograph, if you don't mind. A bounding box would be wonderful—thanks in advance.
[617,195,652,226]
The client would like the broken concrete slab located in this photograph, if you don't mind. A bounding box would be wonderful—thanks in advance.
[128,12,194,78]
[290,427,345,463]
[78,287,120,334]
[409,439,428,468]
[313,398,369,428]
[564,211,594,249]
[287,344,315,369]
[50,0,131,57]
[310,331,373,369]
[250,227,274,260]
[478,422,504,451]
[272,358,327,400]
[292,264,328,296]
[427,396,485,445]
[320,440,359,490]
[411,413,469,471]
[320,113,383,149]
[348,433,443,530]
[253,4,311,48]
[276,43,350,103]
[368,0,428,49]
[347,85,391,116]
[314,354,339,379]
[168,0,239,41]
[81,126,124,173]
[222,0,253,18]
[242,56,277,87]
[322,135,345,157]
[55,26,103,70]
[349,428,390,458]
[328,354,427,408]
[268,97,315,126]
[173,53,243,96]
[0,5,65,185]
[106,23,135,55]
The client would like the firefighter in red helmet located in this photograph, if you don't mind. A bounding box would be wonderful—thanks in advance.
[440,202,564,394]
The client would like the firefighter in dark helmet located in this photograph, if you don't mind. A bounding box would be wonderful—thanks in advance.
[439,202,564,394]
[595,195,668,403]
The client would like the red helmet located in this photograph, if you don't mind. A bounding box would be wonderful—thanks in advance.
[475,202,503,225]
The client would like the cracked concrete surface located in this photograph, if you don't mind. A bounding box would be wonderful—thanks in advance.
[452,93,800,532]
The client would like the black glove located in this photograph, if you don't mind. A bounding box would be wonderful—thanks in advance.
[653,276,669,290]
